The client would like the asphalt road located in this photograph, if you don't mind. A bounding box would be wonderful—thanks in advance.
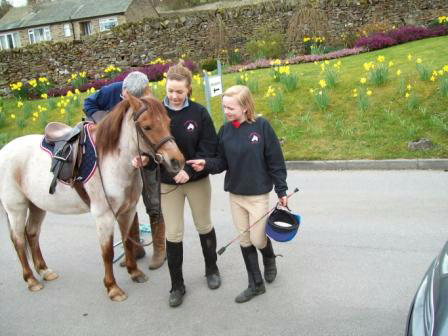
[1,170,447,336]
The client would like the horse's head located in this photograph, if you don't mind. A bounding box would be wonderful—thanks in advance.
[128,94,184,175]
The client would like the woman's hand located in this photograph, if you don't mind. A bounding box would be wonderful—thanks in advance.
[186,159,206,172]
[278,196,288,207]
[173,170,190,184]
[132,155,149,168]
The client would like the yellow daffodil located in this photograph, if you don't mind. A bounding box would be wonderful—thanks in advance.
[60,108,65,114]
[443,65,448,72]
[353,93,358,98]
[396,69,401,76]
[407,84,412,90]
[17,101,24,108]
[191,97,196,101]
[309,88,314,94]
[438,70,444,76]
[377,55,385,62]
[33,112,39,118]
[405,93,410,98]
[430,76,436,82]
[75,89,81,95]
[388,61,394,67]
[360,77,367,84]
[416,58,422,64]
[10,114,16,119]
[407,54,412,61]
[41,93,48,99]
[319,79,327,88]
[303,37,311,42]
[366,90,372,96]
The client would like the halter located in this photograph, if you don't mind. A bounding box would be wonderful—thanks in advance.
[132,103,175,163]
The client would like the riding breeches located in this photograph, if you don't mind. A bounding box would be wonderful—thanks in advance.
[161,176,213,243]
[229,192,270,249]
[140,166,161,217]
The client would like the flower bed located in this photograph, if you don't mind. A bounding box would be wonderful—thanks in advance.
[354,25,448,50]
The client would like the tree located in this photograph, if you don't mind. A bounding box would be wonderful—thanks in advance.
[0,0,12,20]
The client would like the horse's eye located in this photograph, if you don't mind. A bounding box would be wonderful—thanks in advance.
[143,126,151,131]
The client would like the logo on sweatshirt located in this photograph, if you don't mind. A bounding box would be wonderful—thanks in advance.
[249,132,261,144]
[184,120,198,133]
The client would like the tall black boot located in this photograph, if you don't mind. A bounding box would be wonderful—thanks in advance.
[199,228,221,289]
[235,245,266,303]
[166,240,185,307]
[259,237,277,283]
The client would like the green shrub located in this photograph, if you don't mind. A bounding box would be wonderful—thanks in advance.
[369,63,389,86]
[280,74,299,92]
[246,30,285,60]
[201,58,218,72]
[416,63,431,81]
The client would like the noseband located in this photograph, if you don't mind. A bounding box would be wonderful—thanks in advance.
[133,103,174,163]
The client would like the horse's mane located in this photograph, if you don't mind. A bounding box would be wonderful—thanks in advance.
[95,94,167,158]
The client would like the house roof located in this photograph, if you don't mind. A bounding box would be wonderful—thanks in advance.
[0,0,134,32]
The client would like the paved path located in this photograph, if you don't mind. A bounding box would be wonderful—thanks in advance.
[1,170,447,336]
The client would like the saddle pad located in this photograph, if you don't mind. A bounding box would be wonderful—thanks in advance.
[40,124,97,184]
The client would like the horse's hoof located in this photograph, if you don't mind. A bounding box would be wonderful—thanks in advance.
[42,269,59,281]
[28,280,44,292]
[131,271,148,283]
[108,287,128,302]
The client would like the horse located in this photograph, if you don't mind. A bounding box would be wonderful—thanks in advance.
[0,93,185,302]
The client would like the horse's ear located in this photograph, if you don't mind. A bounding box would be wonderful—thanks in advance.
[126,92,142,113]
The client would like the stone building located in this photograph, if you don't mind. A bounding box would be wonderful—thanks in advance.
[0,0,158,50]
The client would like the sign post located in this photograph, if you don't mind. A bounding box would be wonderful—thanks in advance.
[203,60,224,122]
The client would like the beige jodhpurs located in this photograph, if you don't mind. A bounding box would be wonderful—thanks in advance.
[229,193,270,249]
[161,176,213,243]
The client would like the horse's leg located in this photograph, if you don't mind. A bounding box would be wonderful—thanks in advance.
[118,211,148,283]
[95,214,127,302]
[6,205,43,291]
[26,202,58,281]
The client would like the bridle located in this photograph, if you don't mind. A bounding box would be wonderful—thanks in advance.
[132,103,175,164]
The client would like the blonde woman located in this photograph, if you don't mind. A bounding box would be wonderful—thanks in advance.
[188,85,288,303]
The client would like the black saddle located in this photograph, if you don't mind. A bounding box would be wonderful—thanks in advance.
[44,121,89,199]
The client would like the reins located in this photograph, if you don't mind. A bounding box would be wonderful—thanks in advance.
[96,100,175,250]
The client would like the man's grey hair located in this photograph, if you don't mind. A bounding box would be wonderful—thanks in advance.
[122,71,149,98]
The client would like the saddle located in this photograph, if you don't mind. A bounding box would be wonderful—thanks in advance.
[44,121,90,205]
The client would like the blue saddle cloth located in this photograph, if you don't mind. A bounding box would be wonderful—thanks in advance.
[40,124,97,184]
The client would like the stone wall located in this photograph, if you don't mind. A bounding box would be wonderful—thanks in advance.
[0,0,447,93]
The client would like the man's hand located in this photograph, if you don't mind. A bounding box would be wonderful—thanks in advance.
[186,159,206,172]
[173,170,190,184]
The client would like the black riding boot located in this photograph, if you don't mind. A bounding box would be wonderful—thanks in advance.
[259,237,277,283]
[235,245,266,303]
[199,228,221,289]
[166,240,185,307]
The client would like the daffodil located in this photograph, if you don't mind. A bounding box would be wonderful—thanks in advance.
[430,76,436,82]
[366,90,372,96]
[10,114,16,119]
[407,54,412,61]
[360,78,367,84]
[407,84,412,90]
[443,65,448,72]
[396,69,401,76]
[319,79,327,88]
[388,61,394,67]
[17,101,24,108]
[416,58,422,64]
[405,93,410,98]
[377,55,385,62]
[41,93,48,99]
[309,88,314,94]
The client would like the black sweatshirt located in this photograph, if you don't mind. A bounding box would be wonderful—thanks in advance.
[205,117,288,198]
[161,100,218,184]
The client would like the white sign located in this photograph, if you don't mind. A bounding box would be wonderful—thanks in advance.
[208,75,223,97]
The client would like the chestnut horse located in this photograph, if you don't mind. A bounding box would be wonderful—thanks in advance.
[0,94,184,302]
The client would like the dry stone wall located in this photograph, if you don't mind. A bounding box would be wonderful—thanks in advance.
[0,0,447,93]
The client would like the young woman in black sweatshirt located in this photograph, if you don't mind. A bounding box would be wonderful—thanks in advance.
[158,63,221,308]
[188,85,288,303]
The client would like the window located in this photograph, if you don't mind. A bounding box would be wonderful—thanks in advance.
[28,26,51,44]
[99,17,118,32]
[63,23,72,37]
[80,21,92,36]
[0,32,21,50]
